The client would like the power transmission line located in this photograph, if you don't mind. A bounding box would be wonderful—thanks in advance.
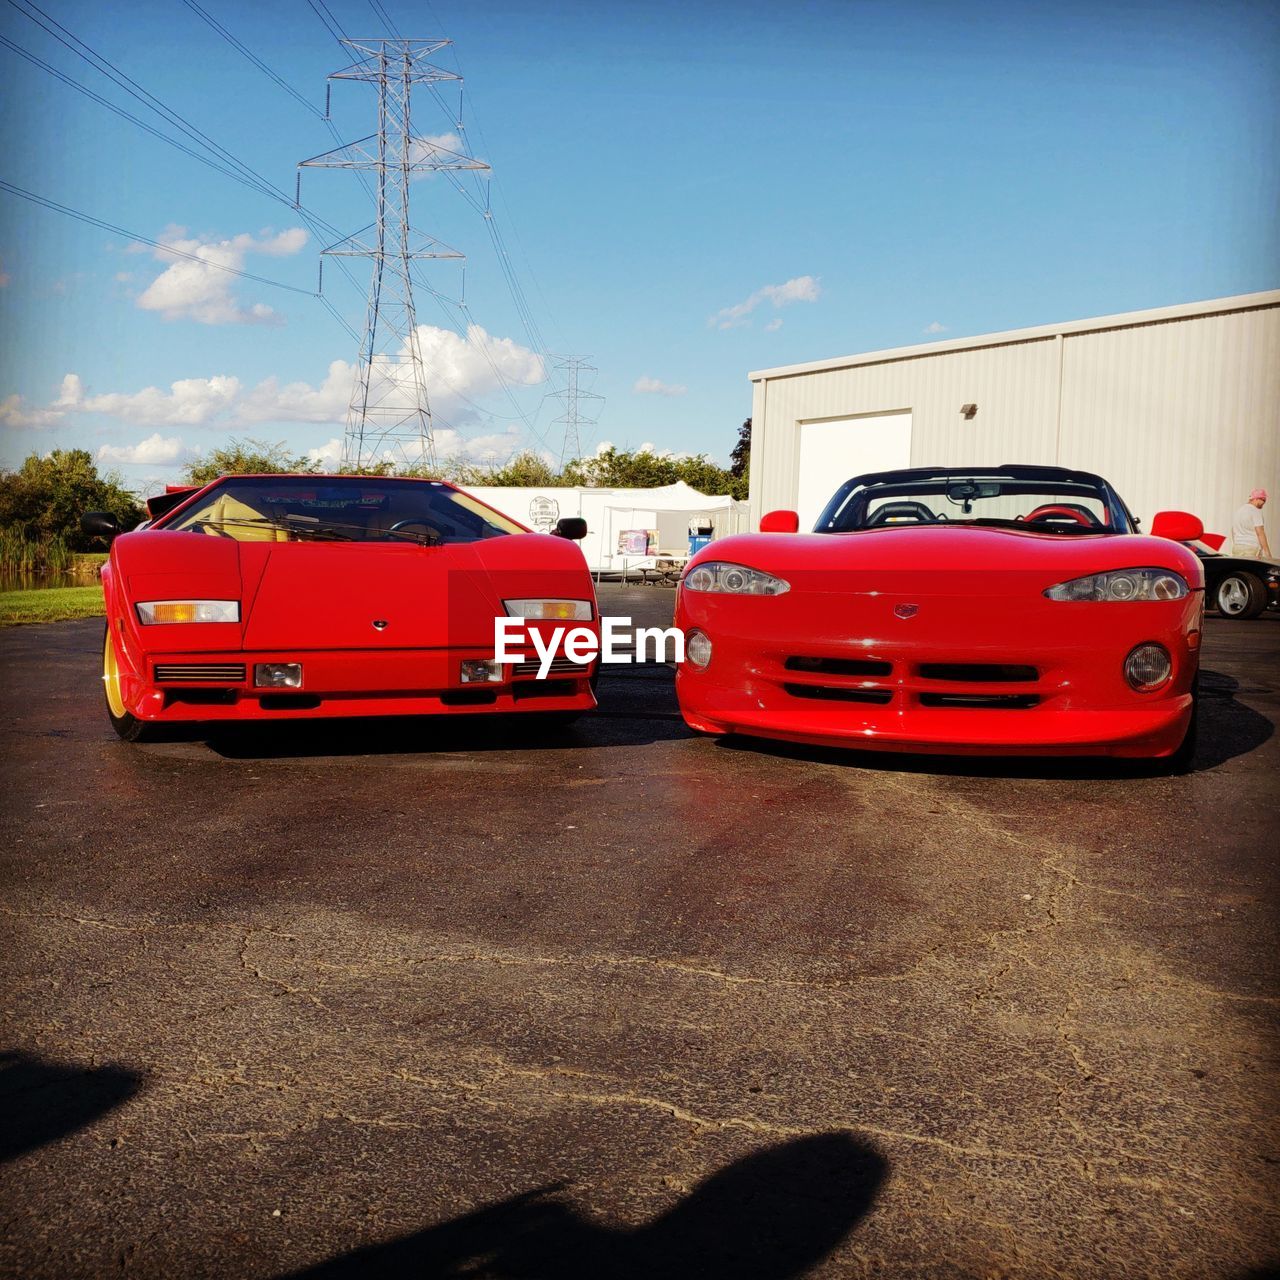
[177,0,326,119]
[3,0,368,335]
[0,180,319,296]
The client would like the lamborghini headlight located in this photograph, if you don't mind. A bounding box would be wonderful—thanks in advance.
[503,599,593,621]
[1044,569,1188,602]
[136,600,240,624]
[683,562,790,596]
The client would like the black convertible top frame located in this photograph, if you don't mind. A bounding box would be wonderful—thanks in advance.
[814,464,1138,534]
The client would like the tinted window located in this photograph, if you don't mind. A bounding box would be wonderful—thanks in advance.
[163,476,524,545]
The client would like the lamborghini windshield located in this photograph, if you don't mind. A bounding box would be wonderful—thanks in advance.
[815,468,1135,535]
[162,476,525,545]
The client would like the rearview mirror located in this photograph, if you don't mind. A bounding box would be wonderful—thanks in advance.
[553,516,588,540]
[760,509,800,533]
[1150,510,1204,543]
[81,511,122,540]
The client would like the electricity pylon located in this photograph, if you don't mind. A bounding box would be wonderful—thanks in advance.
[299,39,488,472]
[550,355,605,469]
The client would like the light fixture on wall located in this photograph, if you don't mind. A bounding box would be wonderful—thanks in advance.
[960,403,978,420]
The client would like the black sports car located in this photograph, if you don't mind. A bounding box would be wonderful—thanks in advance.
[1189,544,1280,618]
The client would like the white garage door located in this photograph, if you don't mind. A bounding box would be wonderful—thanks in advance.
[796,412,913,529]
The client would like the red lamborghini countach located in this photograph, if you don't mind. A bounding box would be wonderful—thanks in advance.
[674,466,1204,768]
[83,474,598,741]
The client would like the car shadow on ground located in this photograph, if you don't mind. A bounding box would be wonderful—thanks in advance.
[713,668,1273,781]
[0,1051,142,1162]
[277,1131,887,1280]
[194,668,689,761]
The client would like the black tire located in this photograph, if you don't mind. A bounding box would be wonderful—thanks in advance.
[1214,571,1267,619]
[103,627,159,743]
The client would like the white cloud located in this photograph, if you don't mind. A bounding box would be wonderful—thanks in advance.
[0,375,81,428]
[633,376,687,397]
[305,437,344,469]
[3,328,545,461]
[135,225,308,326]
[923,321,948,335]
[96,433,196,465]
[0,394,63,428]
[710,275,821,330]
[81,375,244,427]
[764,317,783,332]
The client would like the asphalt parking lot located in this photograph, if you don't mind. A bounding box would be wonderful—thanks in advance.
[2,585,1278,1279]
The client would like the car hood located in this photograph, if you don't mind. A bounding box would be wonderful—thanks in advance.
[693,526,1204,596]
[114,528,592,651]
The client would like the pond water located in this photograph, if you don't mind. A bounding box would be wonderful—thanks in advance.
[0,569,99,593]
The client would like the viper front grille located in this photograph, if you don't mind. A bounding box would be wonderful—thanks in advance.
[919,693,1040,709]
[154,663,246,683]
[785,656,893,677]
[918,663,1038,683]
[783,683,894,705]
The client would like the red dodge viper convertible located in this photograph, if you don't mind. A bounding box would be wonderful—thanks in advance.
[83,474,598,741]
[675,466,1204,767]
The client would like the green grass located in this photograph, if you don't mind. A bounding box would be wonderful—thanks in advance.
[0,586,105,626]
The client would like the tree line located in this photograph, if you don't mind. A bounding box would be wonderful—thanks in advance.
[0,420,751,572]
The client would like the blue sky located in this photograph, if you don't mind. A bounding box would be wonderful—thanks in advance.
[1,0,1277,492]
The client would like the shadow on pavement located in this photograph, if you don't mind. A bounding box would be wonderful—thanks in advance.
[188,666,687,761]
[714,667,1273,781]
[0,1050,142,1162]
[279,1131,887,1280]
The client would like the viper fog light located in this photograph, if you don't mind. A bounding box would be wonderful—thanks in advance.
[254,663,303,689]
[503,599,593,621]
[137,600,239,625]
[460,659,503,684]
[686,629,712,669]
[1124,644,1171,691]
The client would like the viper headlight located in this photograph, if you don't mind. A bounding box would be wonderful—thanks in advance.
[1044,569,1188,602]
[136,600,240,625]
[683,562,790,596]
[503,599,593,621]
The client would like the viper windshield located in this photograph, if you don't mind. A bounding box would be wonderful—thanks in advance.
[815,466,1135,535]
[161,476,525,544]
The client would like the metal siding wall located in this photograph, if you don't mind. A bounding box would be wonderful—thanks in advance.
[1058,307,1280,531]
[750,339,1061,524]
[751,303,1278,536]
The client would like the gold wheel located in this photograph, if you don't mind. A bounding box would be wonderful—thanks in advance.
[103,627,128,719]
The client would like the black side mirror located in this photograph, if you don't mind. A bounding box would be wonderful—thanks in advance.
[81,512,122,540]
[553,517,588,541]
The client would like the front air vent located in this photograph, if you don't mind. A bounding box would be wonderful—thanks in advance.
[919,693,1040,709]
[513,657,591,678]
[919,663,1038,683]
[154,663,246,684]
[783,683,894,705]
[784,656,893,677]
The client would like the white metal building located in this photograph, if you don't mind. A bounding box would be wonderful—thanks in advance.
[748,290,1279,536]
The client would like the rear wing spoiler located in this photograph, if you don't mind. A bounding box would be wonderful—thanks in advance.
[146,485,200,520]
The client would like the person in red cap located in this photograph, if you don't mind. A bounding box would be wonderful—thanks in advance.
[1230,488,1271,559]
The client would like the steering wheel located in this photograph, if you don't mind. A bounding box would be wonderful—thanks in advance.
[387,519,441,543]
[1023,504,1095,527]
[866,500,937,527]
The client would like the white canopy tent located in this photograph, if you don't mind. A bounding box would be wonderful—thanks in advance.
[465,480,751,576]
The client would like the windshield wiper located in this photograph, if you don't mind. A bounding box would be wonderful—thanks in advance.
[184,516,346,540]
[280,515,440,544]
